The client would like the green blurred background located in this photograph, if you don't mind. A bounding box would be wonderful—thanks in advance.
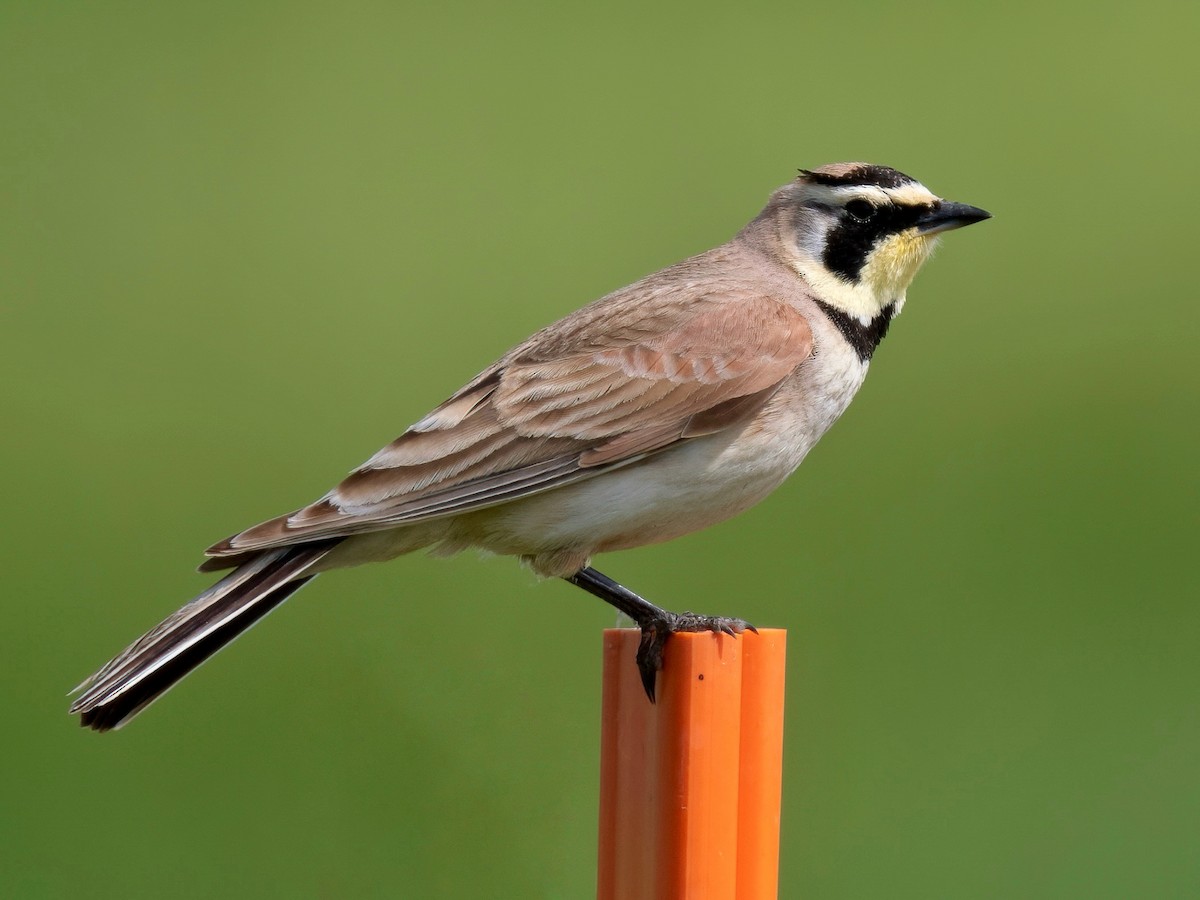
[3,1,1197,896]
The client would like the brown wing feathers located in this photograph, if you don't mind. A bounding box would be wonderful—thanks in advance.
[206,293,812,560]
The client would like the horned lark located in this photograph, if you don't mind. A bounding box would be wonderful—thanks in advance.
[70,162,989,730]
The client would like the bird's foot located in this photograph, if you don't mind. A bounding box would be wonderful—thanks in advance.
[635,611,757,703]
[562,567,755,703]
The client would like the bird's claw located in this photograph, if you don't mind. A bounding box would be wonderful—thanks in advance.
[634,611,756,703]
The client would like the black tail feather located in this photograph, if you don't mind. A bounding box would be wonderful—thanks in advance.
[70,541,337,731]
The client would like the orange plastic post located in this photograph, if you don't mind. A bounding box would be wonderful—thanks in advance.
[597,628,787,900]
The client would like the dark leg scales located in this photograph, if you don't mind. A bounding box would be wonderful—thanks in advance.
[565,566,755,702]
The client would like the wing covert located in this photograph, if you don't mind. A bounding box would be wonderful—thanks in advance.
[207,292,812,557]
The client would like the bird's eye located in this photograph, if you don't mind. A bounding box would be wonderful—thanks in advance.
[845,199,876,222]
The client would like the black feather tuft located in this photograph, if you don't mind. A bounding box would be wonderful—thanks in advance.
[800,164,916,189]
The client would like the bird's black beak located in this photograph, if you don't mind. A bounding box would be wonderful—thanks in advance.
[915,200,992,235]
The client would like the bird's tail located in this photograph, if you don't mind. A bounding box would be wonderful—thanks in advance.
[69,541,338,731]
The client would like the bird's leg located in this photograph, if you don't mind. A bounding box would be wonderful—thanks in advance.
[565,566,755,702]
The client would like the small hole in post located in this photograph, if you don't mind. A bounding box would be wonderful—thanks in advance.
[698,674,704,681]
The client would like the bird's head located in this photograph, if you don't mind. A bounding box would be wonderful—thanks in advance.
[755,162,990,322]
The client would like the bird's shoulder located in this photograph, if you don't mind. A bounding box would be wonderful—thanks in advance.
[507,240,813,362]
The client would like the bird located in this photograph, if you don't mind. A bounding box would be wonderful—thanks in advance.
[70,162,990,731]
